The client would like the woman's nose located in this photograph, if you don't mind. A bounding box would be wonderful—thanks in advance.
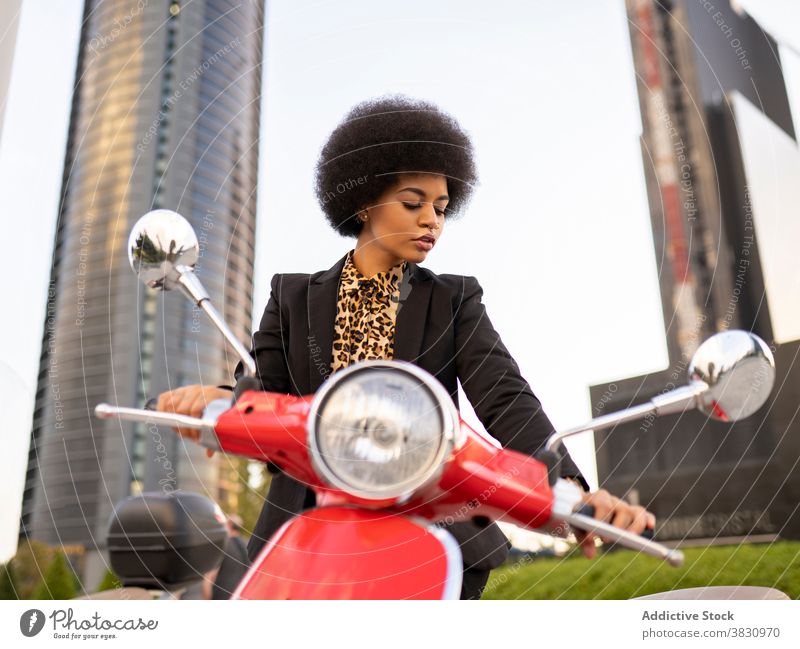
[418,203,439,226]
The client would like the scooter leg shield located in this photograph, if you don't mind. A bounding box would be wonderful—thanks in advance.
[232,507,463,600]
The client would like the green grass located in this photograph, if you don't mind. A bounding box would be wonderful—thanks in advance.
[482,541,800,599]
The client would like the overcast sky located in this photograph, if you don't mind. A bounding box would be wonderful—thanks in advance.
[0,0,798,562]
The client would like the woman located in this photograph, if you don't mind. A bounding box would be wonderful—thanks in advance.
[157,94,655,599]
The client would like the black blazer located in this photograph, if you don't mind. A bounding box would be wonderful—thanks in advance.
[233,251,588,571]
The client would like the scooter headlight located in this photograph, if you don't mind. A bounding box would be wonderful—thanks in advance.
[307,361,461,501]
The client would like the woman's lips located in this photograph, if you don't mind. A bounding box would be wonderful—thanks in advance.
[413,238,434,251]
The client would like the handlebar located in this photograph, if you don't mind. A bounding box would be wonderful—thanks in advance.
[95,403,207,429]
[574,503,655,540]
[94,402,224,452]
[549,478,680,566]
[100,398,684,567]
[561,507,683,567]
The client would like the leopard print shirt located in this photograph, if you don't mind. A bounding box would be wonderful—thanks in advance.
[330,249,409,375]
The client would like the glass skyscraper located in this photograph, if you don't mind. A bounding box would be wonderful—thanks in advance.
[590,0,800,542]
[19,0,264,586]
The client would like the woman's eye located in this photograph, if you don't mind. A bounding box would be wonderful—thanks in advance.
[402,201,447,217]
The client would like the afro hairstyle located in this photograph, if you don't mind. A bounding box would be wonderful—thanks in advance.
[314,94,478,238]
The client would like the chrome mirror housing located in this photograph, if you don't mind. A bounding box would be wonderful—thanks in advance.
[126,209,256,376]
[689,330,775,422]
[128,209,200,291]
[545,330,776,454]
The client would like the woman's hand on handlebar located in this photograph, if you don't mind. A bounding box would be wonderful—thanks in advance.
[575,489,656,559]
[156,385,233,457]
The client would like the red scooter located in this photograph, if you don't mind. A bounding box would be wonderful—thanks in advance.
[95,210,777,599]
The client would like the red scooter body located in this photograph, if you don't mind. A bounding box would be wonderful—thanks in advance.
[105,212,771,600]
[214,391,558,600]
[233,507,461,599]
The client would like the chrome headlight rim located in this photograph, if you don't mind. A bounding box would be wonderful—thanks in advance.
[306,360,462,502]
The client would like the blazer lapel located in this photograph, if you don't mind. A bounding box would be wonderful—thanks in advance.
[306,253,434,393]
[307,252,348,393]
[392,261,433,364]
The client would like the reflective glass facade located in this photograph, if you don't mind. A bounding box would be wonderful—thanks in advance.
[590,0,799,541]
[19,0,264,583]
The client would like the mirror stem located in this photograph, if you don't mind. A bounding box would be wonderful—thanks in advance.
[177,267,257,377]
[544,381,708,453]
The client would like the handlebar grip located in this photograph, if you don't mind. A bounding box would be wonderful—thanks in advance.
[534,449,562,487]
[575,503,655,540]
[234,376,263,402]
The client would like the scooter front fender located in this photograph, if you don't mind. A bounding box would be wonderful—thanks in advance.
[232,507,463,600]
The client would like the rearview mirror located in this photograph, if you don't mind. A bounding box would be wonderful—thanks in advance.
[689,330,775,422]
[128,209,200,291]
[126,209,255,376]
[545,330,776,454]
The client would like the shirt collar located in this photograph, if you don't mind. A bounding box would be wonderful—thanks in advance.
[339,249,408,300]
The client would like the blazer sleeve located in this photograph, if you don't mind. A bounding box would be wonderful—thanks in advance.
[453,275,590,491]
[221,273,292,394]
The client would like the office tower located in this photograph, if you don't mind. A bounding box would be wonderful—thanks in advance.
[590,0,800,541]
[19,0,264,585]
